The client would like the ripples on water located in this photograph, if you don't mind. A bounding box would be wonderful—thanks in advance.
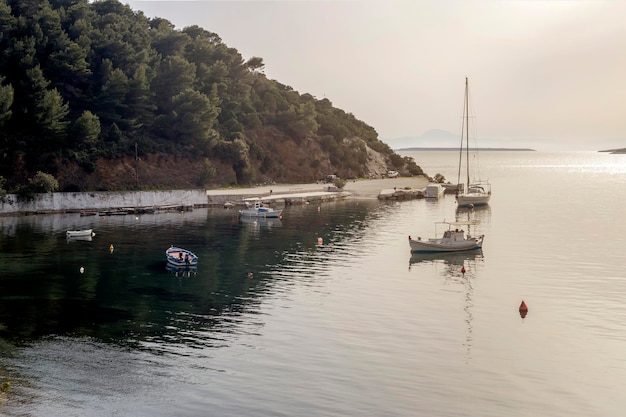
[1,152,626,416]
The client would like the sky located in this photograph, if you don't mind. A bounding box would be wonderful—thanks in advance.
[124,0,626,151]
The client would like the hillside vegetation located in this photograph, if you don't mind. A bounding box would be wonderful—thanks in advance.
[0,0,424,194]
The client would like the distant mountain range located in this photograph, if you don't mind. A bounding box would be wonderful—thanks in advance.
[381,129,535,151]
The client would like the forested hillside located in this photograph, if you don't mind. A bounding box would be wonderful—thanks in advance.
[0,0,423,194]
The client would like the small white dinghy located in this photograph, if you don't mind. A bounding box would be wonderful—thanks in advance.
[66,229,95,239]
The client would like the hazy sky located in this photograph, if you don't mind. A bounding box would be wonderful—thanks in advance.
[124,1,626,151]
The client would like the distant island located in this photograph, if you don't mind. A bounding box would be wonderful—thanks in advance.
[396,147,536,152]
[599,149,626,154]
[382,130,536,151]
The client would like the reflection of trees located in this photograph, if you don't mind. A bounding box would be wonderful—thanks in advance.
[0,204,377,348]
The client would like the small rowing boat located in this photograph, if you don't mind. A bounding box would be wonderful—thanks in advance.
[166,246,198,266]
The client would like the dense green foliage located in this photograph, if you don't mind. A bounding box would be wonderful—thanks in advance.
[0,0,422,191]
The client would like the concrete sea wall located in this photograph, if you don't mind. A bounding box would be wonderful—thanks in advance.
[0,190,209,216]
[0,187,345,216]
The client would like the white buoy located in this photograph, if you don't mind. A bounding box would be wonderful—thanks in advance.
[79,266,85,274]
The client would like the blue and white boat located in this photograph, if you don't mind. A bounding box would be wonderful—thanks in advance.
[166,246,198,266]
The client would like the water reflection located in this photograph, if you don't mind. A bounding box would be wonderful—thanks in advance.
[0,203,377,348]
[408,249,484,362]
[239,216,283,237]
[66,234,94,242]
[455,204,492,223]
[165,263,198,278]
[409,249,484,269]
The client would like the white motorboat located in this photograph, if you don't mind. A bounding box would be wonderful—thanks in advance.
[166,246,198,266]
[239,199,282,218]
[66,229,95,238]
[424,183,444,199]
[408,220,484,253]
[455,77,491,207]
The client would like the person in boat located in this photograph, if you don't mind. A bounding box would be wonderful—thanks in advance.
[178,252,183,261]
[184,254,190,264]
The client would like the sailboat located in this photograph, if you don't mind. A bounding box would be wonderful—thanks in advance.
[456,77,491,208]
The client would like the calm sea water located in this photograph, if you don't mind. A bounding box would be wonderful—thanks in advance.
[1,151,625,417]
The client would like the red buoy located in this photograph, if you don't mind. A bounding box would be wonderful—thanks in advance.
[519,300,528,318]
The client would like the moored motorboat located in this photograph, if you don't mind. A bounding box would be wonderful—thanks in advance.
[239,199,282,218]
[166,246,198,266]
[408,221,484,253]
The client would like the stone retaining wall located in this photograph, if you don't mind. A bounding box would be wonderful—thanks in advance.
[0,190,209,216]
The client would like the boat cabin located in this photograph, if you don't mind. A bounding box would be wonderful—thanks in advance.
[442,229,466,241]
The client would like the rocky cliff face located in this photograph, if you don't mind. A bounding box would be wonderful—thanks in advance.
[54,130,396,191]
[343,137,392,178]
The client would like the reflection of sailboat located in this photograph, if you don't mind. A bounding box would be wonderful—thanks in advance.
[456,77,491,208]
[456,204,491,224]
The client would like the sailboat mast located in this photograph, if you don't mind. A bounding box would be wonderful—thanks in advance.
[465,77,470,188]
[456,79,465,193]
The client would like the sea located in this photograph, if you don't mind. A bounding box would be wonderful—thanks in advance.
[0,151,625,417]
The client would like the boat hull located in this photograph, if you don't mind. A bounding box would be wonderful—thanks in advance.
[166,247,198,266]
[409,236,484,253]
[456,193,490,207]
[238,208,282,218]
[66,229,94,238]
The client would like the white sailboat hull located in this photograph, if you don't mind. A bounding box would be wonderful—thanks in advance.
[456,193,490,207]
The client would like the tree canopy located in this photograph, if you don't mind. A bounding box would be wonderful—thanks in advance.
[0,0,423,191]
